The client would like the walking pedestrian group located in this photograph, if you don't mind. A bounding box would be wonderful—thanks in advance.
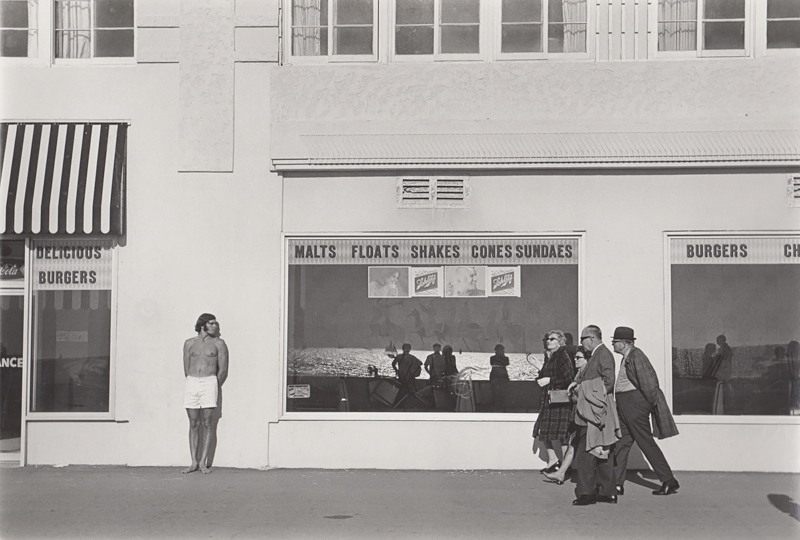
[533,325,680,505]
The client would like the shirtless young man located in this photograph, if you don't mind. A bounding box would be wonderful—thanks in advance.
[183,313,228,474]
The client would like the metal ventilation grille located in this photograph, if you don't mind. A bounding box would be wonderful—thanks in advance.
[790,175,800,208]
[397,178,433,208]
[397,177,469,208]
[435,177,468,207]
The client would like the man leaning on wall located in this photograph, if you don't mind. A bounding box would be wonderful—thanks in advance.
[183,313,228,473]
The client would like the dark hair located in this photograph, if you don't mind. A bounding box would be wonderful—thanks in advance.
[195,313,216,333]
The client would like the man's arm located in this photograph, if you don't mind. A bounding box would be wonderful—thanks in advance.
[598,354,615,394]
[424,356,432,374]
[183,339,193,377]
[216,339,229,386]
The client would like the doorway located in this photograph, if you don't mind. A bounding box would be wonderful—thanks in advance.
[1,291,24,461]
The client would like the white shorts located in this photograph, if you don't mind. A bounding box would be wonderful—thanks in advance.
[184,376,218,409]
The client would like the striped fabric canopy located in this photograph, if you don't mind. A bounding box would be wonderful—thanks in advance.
[0,122,127,236]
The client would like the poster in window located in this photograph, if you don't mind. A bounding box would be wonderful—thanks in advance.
[368,267,410,298]
[488,267,521,297]
[445,266,486,297]
[411,267,443,297]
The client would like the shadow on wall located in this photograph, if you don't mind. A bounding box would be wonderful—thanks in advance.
[768,494,800,523]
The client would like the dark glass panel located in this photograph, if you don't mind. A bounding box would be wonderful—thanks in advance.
[395,25,433,54]
[501,23,542,52]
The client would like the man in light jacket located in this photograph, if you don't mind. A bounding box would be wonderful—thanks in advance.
[612,326,680,496]
[569,325,618,505]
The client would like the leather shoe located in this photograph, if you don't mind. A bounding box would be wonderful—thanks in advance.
[572,495,596,506]
[652,479,680,496]
[616,485,624,496]
[597,495,617,504]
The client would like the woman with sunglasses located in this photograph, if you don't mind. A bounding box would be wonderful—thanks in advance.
[542,346,589,485]
[532,330,576,475]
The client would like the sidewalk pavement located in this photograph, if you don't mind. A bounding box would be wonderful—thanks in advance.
[1,466,799,539]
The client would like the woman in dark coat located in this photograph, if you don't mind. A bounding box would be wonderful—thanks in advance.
[532,330,576,474]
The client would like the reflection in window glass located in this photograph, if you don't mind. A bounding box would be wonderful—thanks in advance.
[671,264,800,416]
[0,294,24,450]
[292,0,374,56]
[395,0,434,54]
[767,0,800,48]
[31,290,112,412]
[440,0,479,53]
[702,0,745,50]
[333,0,373,54]
[286,262,578,413]
[501,0,542,53]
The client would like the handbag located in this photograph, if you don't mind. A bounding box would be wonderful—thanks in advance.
[548,389,570,404]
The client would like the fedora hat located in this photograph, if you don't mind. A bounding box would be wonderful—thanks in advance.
[613,326,636,341]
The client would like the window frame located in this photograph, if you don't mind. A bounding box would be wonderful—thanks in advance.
[284,0,379,64]
[0,0,136,64]
[651,0,753,58]
[390,0,487,63]
[663,231,800,424]
[494,0,591,61]
[25,239,119,421]
[52,0,136,65]
[754,0,800,57]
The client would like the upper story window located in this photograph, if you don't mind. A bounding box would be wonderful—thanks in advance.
[290,0,377,59]
[0,0,134,60]
[395,0,480,57]
[657,0,750,55]
[767,0,800,49]
[0,0,38,57]
[55,0,133,58]
[499,0,587,56]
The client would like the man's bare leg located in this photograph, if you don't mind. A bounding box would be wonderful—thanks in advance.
[183,408,201,473]
[199,408,214,473]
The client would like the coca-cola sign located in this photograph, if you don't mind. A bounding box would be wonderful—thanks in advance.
[0,241,25,282]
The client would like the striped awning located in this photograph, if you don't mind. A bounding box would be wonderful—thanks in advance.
[0,122,127,236]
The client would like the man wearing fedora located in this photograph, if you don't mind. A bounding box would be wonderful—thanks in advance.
[612,326,680,496]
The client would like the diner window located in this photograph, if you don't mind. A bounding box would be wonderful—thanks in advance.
[657,0,749,54]
[29,240,116,415]
[499,0,587,55]
[0,0,38,57]
[284,236,580,414]
[54,0,134,59]
[767,0,800,49]
[395,0,481,57]
[669,236,800,416]
[290,0,377,59]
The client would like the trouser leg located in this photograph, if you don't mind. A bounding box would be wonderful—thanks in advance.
[614,393,636,486]
[574,427,596,497]
[616,391,674,484]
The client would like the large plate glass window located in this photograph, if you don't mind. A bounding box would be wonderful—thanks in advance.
[499,0,587,56]
[29,239,115,414]
[395,0,481,57]
[0,0,38,57]
[285,236,579,414]
[54,0,133,59]
[657,0,749,55]
[290,0,377,59]
[670,236,800,416]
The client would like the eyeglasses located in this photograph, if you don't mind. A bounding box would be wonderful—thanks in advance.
[580,336,591,341]
[575,355,586,360]
[546,337,559,341]
[612,340,622,344]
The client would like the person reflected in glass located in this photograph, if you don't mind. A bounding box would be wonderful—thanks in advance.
[489,344,511,411]
[391,343,422,408]
[788,341,800,415]
[532,330,576,475]
[542,346,589,485]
